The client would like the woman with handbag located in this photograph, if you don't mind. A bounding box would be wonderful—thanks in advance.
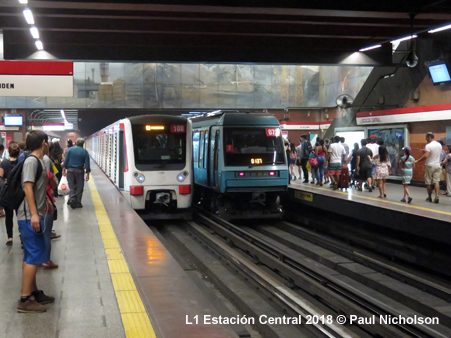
[313,139,326,186]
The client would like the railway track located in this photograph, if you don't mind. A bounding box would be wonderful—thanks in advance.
[150,208,451,337]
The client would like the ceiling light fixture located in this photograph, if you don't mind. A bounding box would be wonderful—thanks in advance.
[35,40,43,50]
[359,44,382,52]
[23,8,34,24]
[428,23,451,34]
[390,35,417,44]
[30,26,39,39]
[18,0,28,4]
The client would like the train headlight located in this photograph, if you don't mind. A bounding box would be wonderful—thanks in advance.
[177,171,189,182]
[134,171,145,183]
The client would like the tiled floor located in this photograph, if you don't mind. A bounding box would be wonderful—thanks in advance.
[0,186,126,338]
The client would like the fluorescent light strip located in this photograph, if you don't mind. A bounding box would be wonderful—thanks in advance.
[19,0,28,4]
[35,40,43,50]
[359,44,381,52]
[23,8,34,24]
[390,35,417,44]
[428,24,451,34]
[30,26,39,39]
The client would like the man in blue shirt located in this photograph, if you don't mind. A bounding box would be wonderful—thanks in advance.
[62,138,90,209]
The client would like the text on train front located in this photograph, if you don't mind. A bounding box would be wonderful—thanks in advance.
[223,127,286,167]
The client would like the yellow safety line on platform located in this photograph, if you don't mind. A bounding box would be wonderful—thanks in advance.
[308,185,451,216]
[88,178,157,338]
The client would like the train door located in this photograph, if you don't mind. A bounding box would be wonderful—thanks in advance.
[210,127,220,189]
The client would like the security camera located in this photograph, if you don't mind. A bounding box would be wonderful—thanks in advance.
[284,108,288,112]
[406,51,418,68]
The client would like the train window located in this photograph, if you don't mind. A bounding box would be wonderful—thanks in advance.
[193,131,200,165]
[132,124,186,170]
[223,128,285,166]
[199,131,204,168]
[203,130,209,169]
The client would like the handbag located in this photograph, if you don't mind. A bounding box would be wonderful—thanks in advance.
[308,152,318,167]
[58,175,70,196]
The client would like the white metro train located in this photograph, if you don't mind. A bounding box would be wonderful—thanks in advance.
[86,115,193,219]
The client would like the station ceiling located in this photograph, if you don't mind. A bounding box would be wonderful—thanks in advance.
[2,0,451,65]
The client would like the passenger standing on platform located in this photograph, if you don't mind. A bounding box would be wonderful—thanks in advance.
[300,135,310,183]
[17,130,55,313]
[415,132,442,203]
[327,136,346,190]
[324,139,330,184]
[349,143,360,187]
[367,135,379,189]
[63,138,91,209]
[374,145,391,198]
[400,146,415,203]
[313,139,326,186]
[62,139,73,161]
[49,142,63,197]
[289,142,297,181]
[295,139,303,180]
[340,137,349,157]
[0,142,20,245]
[441,145,451,197]
[356,139,373,192]
[42,148,58,269]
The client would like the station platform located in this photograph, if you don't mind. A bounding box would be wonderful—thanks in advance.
[0,162,238,338]
[285,177,451,246]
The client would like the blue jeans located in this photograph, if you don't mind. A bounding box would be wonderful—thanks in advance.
[314,156,326,182]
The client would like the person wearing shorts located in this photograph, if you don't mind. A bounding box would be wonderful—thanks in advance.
[356,139,373,192]
[415,132,442,203]
[17,130,55,313]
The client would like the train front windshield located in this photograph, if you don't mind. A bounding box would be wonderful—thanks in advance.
[132,123,187,170]
[223,128,286,166]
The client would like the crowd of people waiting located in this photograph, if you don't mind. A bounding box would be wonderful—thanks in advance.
[285,132,450,204]
[0,132,91,313]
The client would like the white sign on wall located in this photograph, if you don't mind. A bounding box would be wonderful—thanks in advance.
[0,61,73,97]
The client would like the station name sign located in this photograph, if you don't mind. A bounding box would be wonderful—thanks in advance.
[0,61,73,97]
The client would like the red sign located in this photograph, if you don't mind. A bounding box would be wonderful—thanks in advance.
[170,124,186,133]
[226,144,234,152]
[265,128,280,137]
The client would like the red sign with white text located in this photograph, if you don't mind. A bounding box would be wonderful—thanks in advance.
[265,128,280,137]
[170,124,186,133]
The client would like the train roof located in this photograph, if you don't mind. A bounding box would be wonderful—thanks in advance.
[128,114,187,125]
[191,112,280,128]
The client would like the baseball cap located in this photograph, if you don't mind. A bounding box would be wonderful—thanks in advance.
[370,135,376,139]
[402,146,411,151]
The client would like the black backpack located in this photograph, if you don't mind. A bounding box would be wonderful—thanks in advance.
[0,155,43,211]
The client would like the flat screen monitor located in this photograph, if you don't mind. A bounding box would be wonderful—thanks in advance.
[427,62,451,85]
[4,115,23,126]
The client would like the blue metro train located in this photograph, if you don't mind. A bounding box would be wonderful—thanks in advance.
[191,111,289,218]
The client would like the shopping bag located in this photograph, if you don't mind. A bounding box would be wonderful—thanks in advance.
[58,176,70,196]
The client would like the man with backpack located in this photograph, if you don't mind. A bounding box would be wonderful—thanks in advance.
[300,135,312,183]
[16,130,54,312]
